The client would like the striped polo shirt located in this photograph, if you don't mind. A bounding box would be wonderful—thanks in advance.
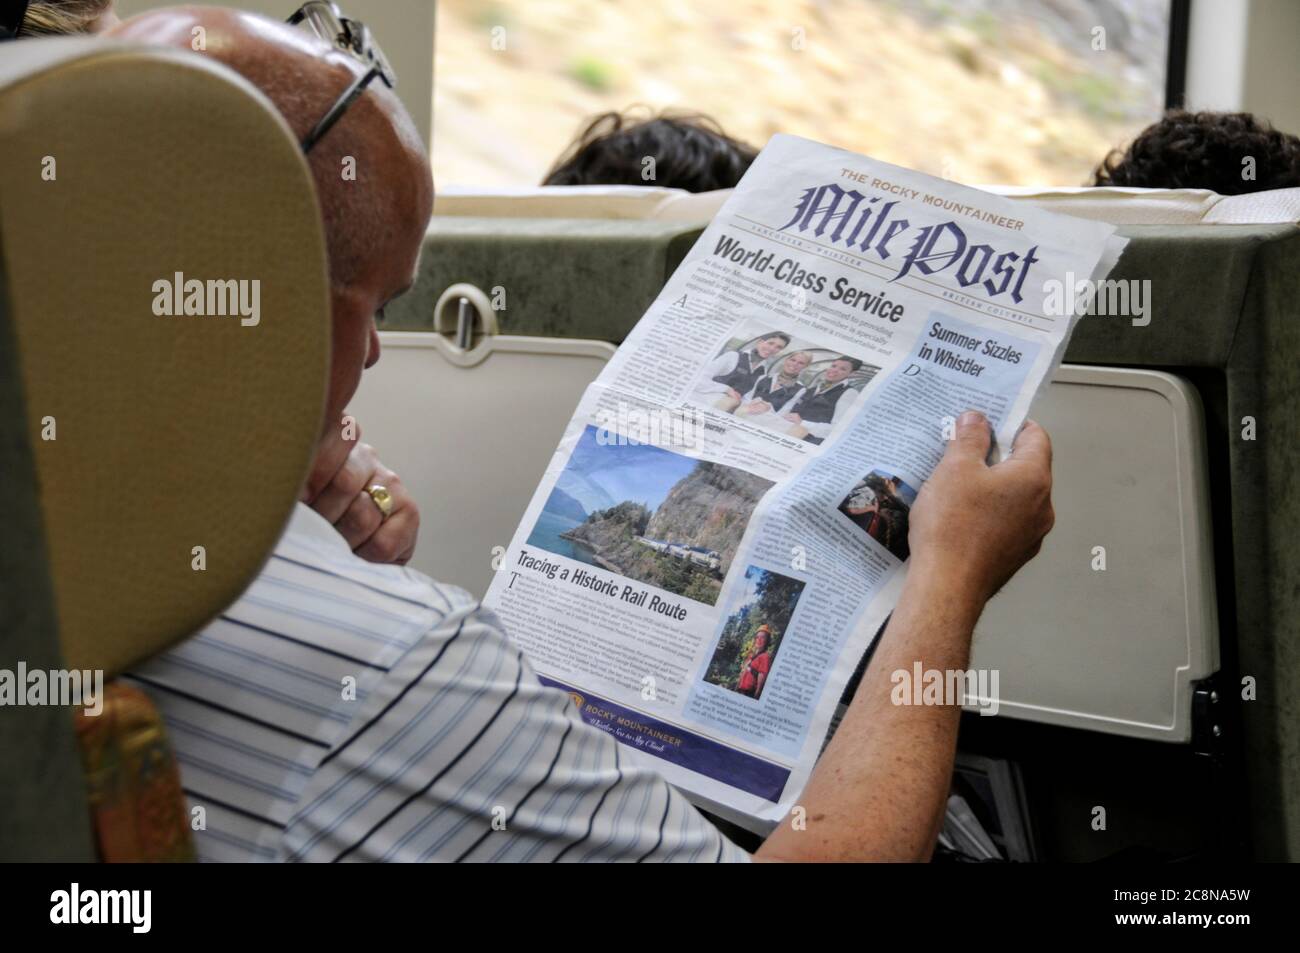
[126,503,749,863]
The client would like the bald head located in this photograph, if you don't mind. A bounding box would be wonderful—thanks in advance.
[110,5,434,428]
[111,5,431,287]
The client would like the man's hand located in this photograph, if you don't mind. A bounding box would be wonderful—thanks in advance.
[909,411,1054,605]
[302,423,419,565]
[755,410,1054,863]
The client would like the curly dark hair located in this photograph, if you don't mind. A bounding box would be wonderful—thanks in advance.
[11,0,114,37]
[1092,110,1300,194]
[543,109,758,192]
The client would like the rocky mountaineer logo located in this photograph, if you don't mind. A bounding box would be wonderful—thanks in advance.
[778,183,1040,303]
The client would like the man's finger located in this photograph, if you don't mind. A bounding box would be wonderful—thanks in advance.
[1003,419,1052,470]
[357,508,416,564]
[302,435,349,503]
[302,420,361,503]
[946,410,991,462]
[314,447,377,523]
[335,489,386,550]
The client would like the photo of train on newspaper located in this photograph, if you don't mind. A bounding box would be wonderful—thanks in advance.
[525,425,774,605]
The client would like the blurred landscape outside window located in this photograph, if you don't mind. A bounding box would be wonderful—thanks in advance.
[432,0,1170,189]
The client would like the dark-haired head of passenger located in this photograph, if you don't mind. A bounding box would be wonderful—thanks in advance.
[543,110,758,193]
[4,0,119,36]
[1092,110,1300,194]
[1,0,119,36]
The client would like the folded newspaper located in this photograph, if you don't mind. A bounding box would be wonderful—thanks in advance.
[483,134,1127,829]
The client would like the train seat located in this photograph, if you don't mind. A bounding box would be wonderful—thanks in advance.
[0,37,330,860]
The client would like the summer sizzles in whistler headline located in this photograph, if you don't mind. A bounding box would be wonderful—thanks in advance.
[483,134,1126,830]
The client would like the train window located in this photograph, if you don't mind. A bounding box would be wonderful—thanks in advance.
[432,0,1172,188]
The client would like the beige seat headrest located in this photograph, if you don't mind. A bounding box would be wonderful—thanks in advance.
[0,38,331,677]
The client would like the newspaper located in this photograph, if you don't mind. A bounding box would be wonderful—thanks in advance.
[483,134,1126,828]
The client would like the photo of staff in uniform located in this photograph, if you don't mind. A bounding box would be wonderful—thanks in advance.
[703,565,805,702]
[837,470,919,561]
[691,319,880,445]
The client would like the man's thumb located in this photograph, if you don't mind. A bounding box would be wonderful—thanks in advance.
[947,410,991,461]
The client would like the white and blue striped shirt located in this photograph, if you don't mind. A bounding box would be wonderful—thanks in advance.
[128,504,749,863]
